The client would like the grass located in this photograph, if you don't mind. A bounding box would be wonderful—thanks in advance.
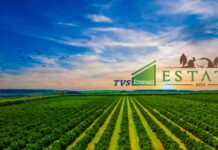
[0,95,61,106]
[108,98,124,150]
[86,98,122,150]
[1,94,218,150]
[130,97,162,150]
[65,99,118,150]
[127,97,140,150]
[134,97,187,150]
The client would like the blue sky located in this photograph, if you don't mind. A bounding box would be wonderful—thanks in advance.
[0,0,218,89]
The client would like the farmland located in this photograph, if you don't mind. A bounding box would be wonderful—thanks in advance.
[0,94,217,150]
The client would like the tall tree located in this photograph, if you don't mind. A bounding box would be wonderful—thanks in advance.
[180,53,187,67]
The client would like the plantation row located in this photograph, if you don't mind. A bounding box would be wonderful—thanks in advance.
[0,96,115,150]
[137,95,218,149]
[64,96,217,150]
[0,94,217,149]
[71,96,216,150]
[166,94,218,104]
[0,95,60,106]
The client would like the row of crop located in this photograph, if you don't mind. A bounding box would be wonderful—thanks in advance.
[143,95,217,117]
[40,103,111,150]
[0,103,99,150]
[0,96,115,150]
[129,98,153,150]
[0,96,114,133]
[149,105,218,148]
[157,105,218,137]
[72,100,120,150]
[146,99,218,138]
[25,104,108,150]
[166,94,218,104]
[0,96,113,131]
[140,102,211,150]
[160,96,218,121]
[0,95,61,106]
[133,99,182,150]
[0,106,91,149]
[0,101,91,137]
[94,100,122,150]
[138,95,218,135]
[118,99,130,150]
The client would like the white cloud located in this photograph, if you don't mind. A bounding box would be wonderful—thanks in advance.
[1,24,218,90]
[92,0,117,12]
[56,22,77,27]
[31,56,58,65]
[158,0,218,18]
[65,27,187,53]
[87,14,113,23]
[1,38,218,90]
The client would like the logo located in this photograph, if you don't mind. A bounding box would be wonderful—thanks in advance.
[132,61,156,86]
[180,53,218,68]
[114,61,156,87]
[114,53,218,87]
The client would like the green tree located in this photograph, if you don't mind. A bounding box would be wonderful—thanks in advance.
[180,53,187,67]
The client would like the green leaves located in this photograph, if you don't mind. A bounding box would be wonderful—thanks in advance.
[95,102,121,150]
[0,96,114,150]
[118,101,130,149]
[138,95,218,149]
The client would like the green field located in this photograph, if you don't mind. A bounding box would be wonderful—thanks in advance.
[0,94,217,150]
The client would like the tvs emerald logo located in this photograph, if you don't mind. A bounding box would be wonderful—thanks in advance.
[132,61,156,86]
[113,61,156,87]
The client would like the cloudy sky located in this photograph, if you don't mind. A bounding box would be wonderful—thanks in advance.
[0,0,218,90]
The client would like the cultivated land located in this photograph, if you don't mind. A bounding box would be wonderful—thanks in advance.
[0,94,218,150]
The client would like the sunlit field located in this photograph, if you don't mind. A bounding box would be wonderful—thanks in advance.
[0,94,217,150]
